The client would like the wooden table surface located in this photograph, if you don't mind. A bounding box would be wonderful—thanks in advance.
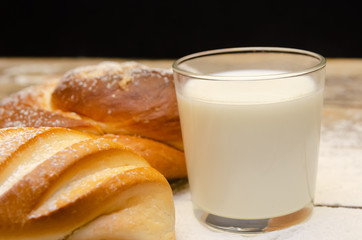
[0,58,361,239]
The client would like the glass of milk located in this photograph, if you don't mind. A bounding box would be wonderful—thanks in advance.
[172,47,326,234]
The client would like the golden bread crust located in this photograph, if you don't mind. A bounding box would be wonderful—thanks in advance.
[51,62,182,145]
[0,127,175,240]
[103,134,187,179]
[0,82,103,135]
[0,62,186,180]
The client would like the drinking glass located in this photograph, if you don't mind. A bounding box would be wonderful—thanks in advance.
[172,47,326,234]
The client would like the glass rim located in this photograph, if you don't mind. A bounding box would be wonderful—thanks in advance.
[172,47,326,81]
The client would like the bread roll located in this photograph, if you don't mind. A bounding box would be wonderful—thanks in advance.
[51,61,182,149]
[0,127,175,240]
[0,62,186,179]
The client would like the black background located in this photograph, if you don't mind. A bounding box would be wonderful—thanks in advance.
[1,0,361,58]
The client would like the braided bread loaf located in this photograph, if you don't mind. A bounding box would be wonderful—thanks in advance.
[0,62,186,180]
[0,127,175,240]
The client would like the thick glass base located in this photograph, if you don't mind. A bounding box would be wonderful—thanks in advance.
[194,202,313,235]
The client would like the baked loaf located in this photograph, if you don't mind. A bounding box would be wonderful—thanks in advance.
[0,127,175,240]
[51,61,182,149]
[0,62,186,179]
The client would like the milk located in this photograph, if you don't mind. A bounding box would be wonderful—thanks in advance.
[176,70,323,219]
